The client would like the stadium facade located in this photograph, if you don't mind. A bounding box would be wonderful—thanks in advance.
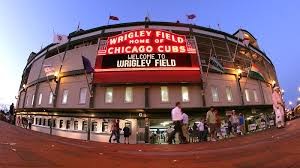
[16,21,278,143]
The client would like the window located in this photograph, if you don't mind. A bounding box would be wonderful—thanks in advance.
[82,121,88,131]
[26,96,29,106]
[66,120,71,129]
[43,118,46,126]
[160,86,169,102]
[74,121,78,130]
[31,95,35,105]
[62,90,69,104]
[211,86,219,102]
[225,87,233,102]
[102,122,108,132]
[59,120,63,128]
[181,86,189,102]
[245,89,250,102]
[125,87,133,103]
[49,92,53,104]
[35,118,38,124]
[105,87,113,103]
[79,88,88,104]
[38,93,43,105]
[92,122,97,132]
[48,119,51,127]
[253,90,259,102]
[39,118,42,125]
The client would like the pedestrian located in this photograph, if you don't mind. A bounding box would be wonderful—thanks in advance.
[206,107,217,141]
[215,110,223,139]
[115,119,120,143]
[192,123,198,142]
[28,116,33,130]
[166,126,175,143]
[167,102,187,144]
[188,127,193,142]
[272,86,285,128]
[227,118,233,137]
[197,118,205,142]
[230,110,239,135]
[203,120,209,141]
[156,129,161,144]
[239,113,245,135]
[123,125,131,144]
[182,112,189,143]
[109,120,117,143]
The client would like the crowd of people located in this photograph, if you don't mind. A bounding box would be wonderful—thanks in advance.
[166,102,248,144]
[166,96,285,144]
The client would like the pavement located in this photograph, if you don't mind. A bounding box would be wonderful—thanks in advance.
[1,120,300,168]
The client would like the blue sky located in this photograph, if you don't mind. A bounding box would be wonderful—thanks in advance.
[0,0,299,106]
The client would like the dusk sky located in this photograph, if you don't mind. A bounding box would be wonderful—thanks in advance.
[0,0,299,106]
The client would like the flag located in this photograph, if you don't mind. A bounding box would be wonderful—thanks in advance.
[209,56,224,73]
[109,15,119,21]
[82,56,94,73]
[53,34,68,44]
[187,14,196,20]
[43,64,55,76]
[249,64,265,81]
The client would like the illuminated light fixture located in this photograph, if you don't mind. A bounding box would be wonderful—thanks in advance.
[298,97,300,101]
[298,87,300,92]
[160,121,172,127]
[281,89,285,93]
[22,84,27,89]
[288,101,293,105]
[54,71,60,82]
[271,80,276,87]
[236,68,242,79]
[239,50,246,54]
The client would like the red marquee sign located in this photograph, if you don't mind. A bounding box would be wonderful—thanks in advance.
[94,29,201,84]
[98,29,196,56]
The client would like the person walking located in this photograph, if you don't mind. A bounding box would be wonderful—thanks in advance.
[109,120,117,143]
[197,118,205,142]
[123,125,131,144]
[215,110,223,139]
[167,102,187,144]
[203,120,209,141]
[239,113,245,135]
[182,112,189,143]
[230,110,239,135]
[272,86,285,128]
[28,116,33,130]
[206,107,217,141]
[115,119,120,143]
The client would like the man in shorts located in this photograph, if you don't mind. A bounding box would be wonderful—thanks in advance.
[206,107,217,141]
